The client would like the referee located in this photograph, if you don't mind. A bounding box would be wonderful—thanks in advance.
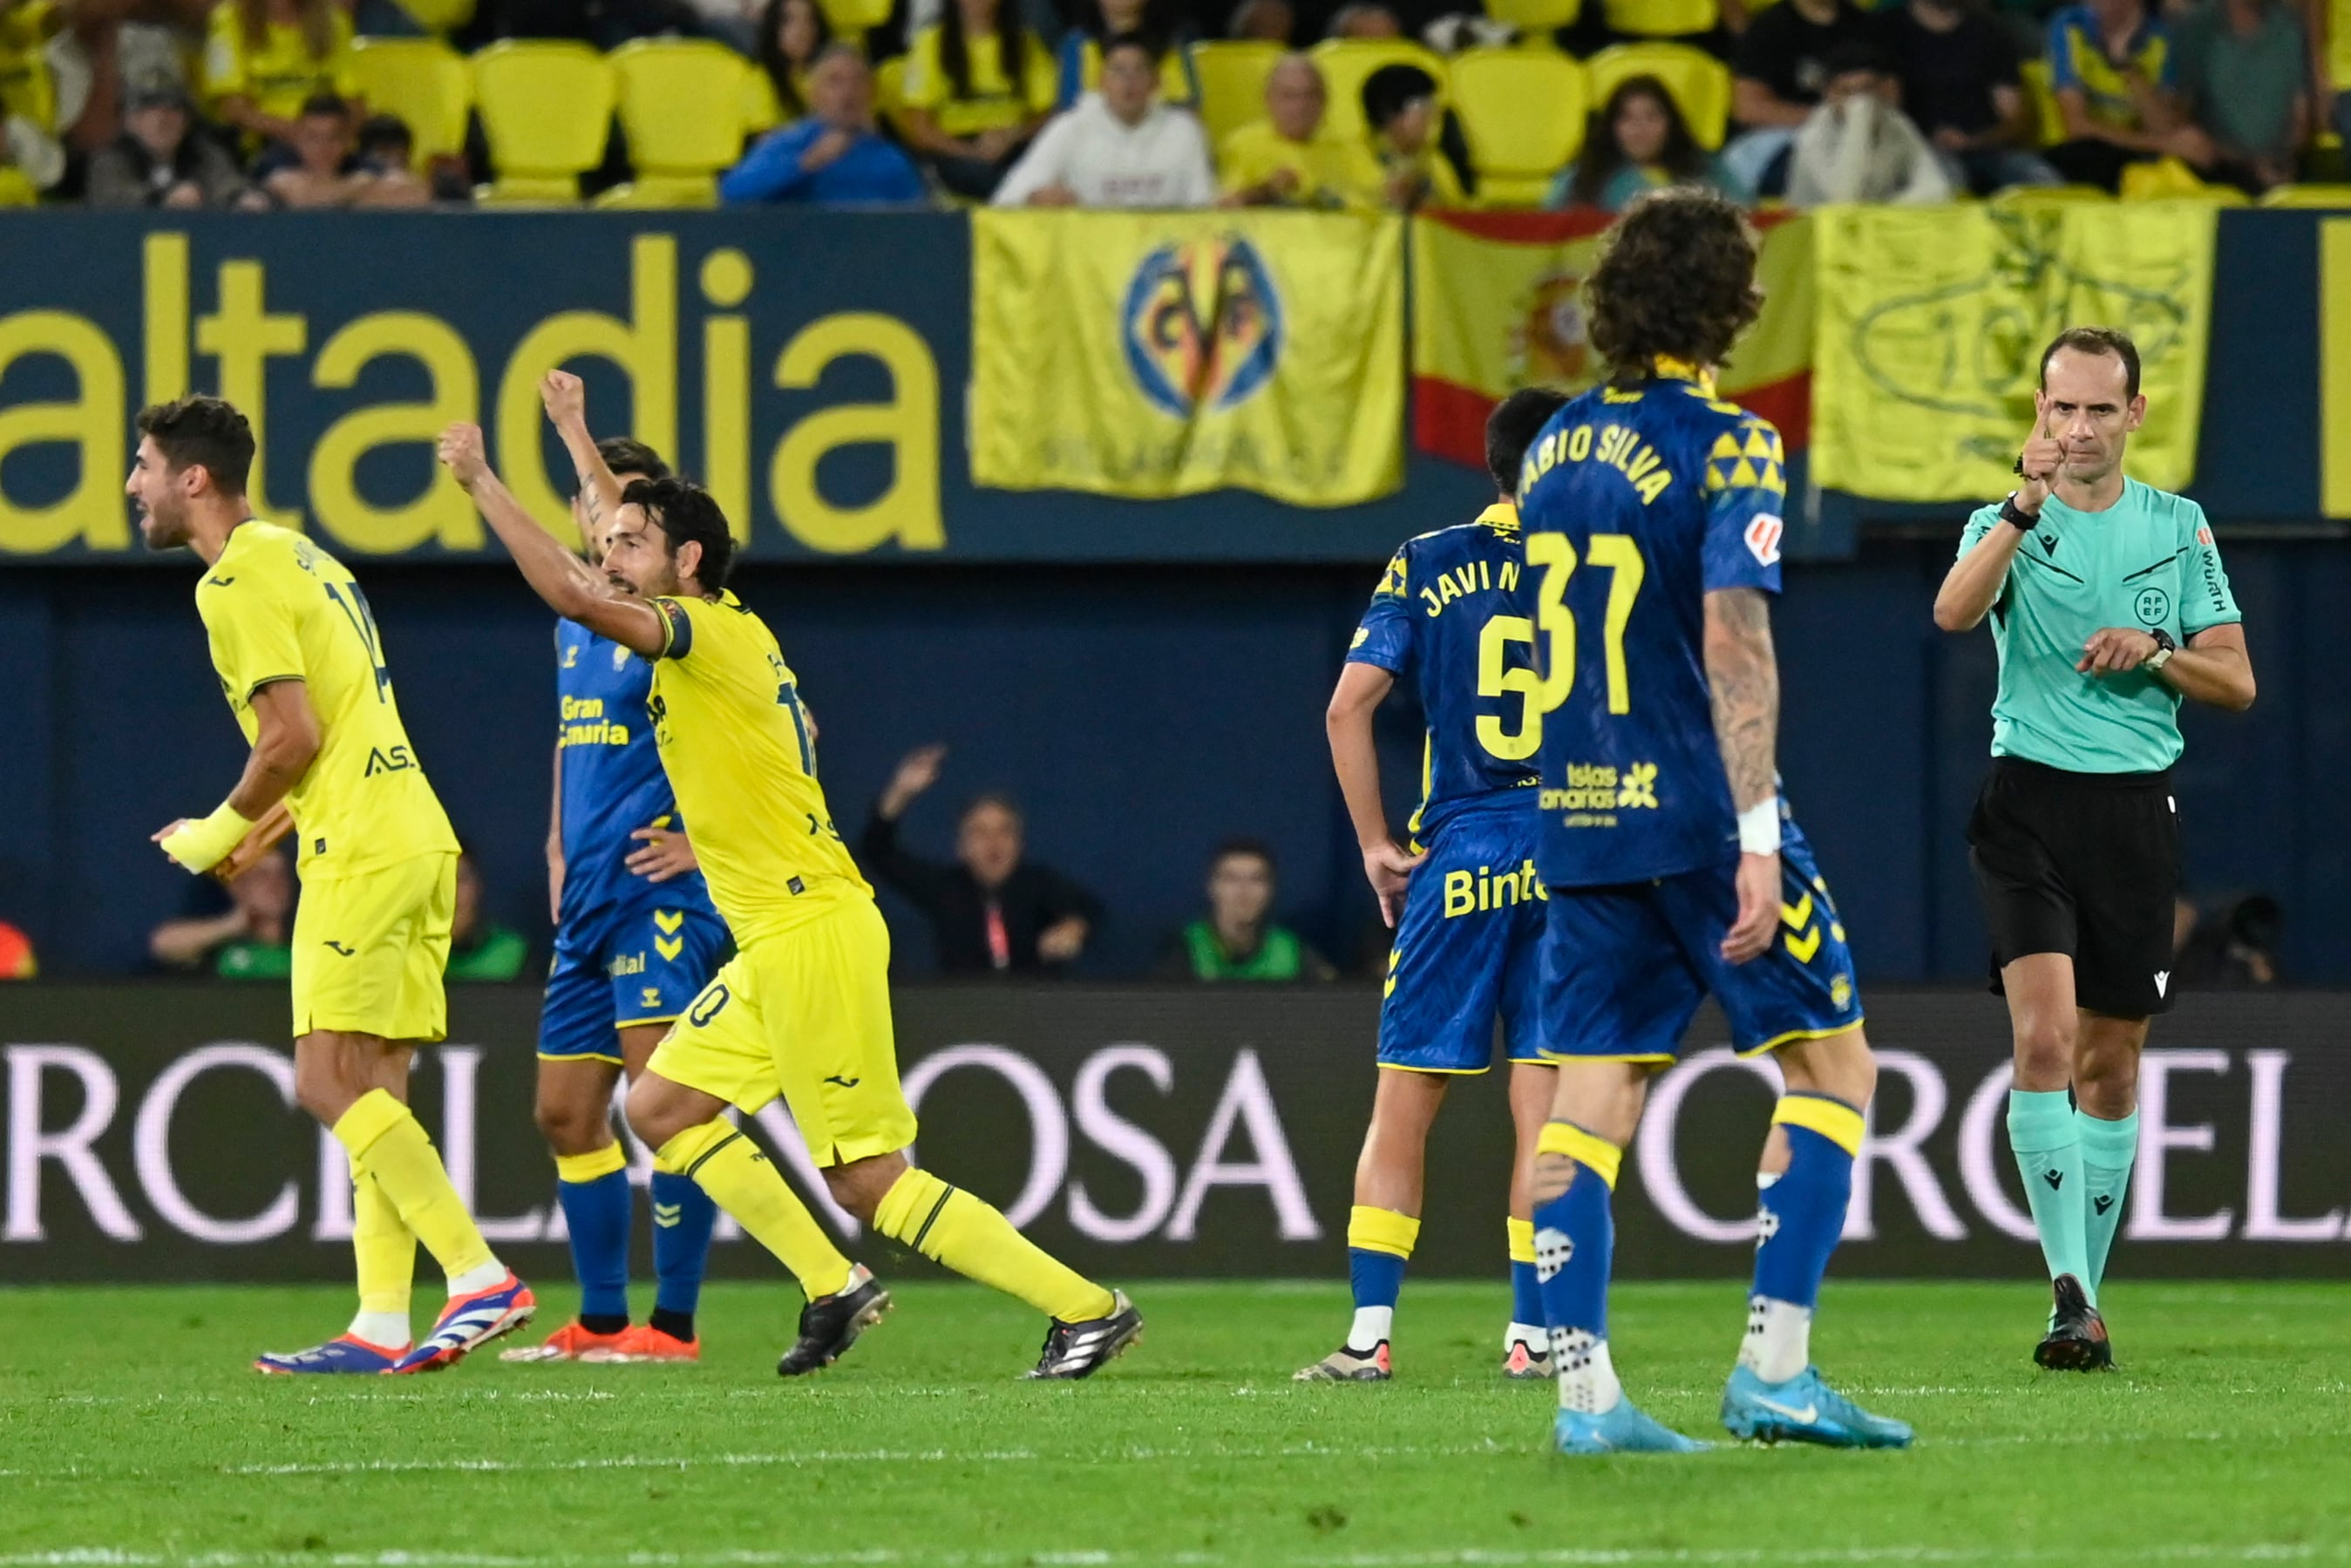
[1933,327,2256,1372]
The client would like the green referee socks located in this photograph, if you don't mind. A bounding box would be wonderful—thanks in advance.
[2077,1109,2140,1307]
[2007,1089,2089,1293]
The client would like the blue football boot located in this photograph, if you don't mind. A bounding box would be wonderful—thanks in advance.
[1721,1364,1913,1449]
[254,1334,408,1375]
[1553,1400,1714,1455]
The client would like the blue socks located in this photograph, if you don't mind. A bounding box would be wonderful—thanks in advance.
[2008,1089,2091,1293]
[651,1170,717,1323]
[2076,1108,2138,1307]
[554,1146,633,1331]
[1344,1205,1417,1351]
[1740,1095,1864,1384]
[1532,1123,1622,1411]
[1506,1216,1545,1333]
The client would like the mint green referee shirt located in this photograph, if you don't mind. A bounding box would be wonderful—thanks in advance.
[1960,479,2241,774]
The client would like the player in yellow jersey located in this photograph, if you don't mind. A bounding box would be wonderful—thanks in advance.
[130,396,534,1376]
[438,404,1142,1380]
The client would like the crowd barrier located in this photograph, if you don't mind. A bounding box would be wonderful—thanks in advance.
[3,985,2346,1282]
[0,207,2346,566]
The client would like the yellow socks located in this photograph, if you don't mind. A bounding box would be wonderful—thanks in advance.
[656,1120,852,1300]
[877,1167,1115,1323]
[352,1165,416,1315]
[332,1089,496,1285]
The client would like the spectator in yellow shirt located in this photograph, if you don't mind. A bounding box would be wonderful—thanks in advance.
[204,0,363,155]
[0,0,66,205]
[1360,60,1465,208]
[1217,51,1380,207]
[899,0,1056,199]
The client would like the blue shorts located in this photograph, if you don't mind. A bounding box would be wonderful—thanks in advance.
[1378,801,1550,1074]
[1539,830,1863,1063]
[539,899,731,1064]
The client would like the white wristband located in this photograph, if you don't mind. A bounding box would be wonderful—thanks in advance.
[1737,798,1783,857]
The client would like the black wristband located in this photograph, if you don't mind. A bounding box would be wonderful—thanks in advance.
[1999,493,2038,532]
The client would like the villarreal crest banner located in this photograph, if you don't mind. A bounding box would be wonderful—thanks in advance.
[1410,209,1815,470]
[1811,200,2216,501]
[970,209,1406,507]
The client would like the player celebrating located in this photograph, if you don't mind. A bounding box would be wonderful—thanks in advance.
[130,396,533,1375]
[1933,329,2254,1369]
[504,401,728,1366]
[1516,191,1910,1454]
[439,420,1142,1379]
[1299,389,1567,1384]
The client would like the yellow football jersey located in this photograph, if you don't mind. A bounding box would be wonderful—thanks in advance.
[647,591,871,944]
[196,521,459,876]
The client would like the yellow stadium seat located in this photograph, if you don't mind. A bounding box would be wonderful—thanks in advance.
[378,0,475,32]
[2118,156,2245,202]
[610,38,751,205]
[1449,47,1586,207]
[1600,0,1719,37]
[1585,42,1729,150]
[819,0,894,31]
[741,68,788,135]
[2018,58,2064,147]
[350,37,470,168]
[2260,183,2351,207]
[1311,38,1450,144]
[594,174,722,209]
[873,53,908,137]
[1192,40,1284,149]
[471,41,615,205]
[1484,0,1582,35]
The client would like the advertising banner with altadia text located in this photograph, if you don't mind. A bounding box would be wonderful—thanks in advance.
[970,209,1406,508]
[1811,200,2217,502]
[1410,209,1815,470]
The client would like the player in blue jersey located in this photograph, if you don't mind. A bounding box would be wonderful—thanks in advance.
[1298,389,1568,1385]
[501,386,730,1365]
[1516,191,1911,1454]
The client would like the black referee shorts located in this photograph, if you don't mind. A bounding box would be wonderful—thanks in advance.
[1966,757,2181,1018]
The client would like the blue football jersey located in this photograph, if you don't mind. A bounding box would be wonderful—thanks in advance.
[554,621,717,922]
[1516,370,1789,886]
[1347,502,1542,844]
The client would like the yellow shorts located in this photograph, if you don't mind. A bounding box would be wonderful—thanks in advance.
[290,852,456,1042]
[647,895,918,1167]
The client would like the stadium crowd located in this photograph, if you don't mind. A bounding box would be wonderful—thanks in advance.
[0,0,2341,207]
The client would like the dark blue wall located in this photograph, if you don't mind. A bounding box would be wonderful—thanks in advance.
[1,538,2337,984]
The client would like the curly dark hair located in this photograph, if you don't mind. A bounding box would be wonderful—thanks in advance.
[1585,187,1763,382]
[621,476,737,594]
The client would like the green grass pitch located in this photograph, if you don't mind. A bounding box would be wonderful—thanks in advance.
[3,1280,2348,1566]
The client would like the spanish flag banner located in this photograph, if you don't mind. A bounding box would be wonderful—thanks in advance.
[971,209,1406,507]
[1410,209,1814,470]
[1811,200,2216,501]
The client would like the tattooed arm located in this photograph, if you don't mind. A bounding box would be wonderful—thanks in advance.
[1703,586,1782,964]
[539,370,626,540]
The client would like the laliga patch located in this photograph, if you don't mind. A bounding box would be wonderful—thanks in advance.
[2197,526,2215,547]
[1744,512,1784,567]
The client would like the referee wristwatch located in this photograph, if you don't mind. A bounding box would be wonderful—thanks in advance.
[2143,628,2178,672]
[1999,492,2039,531]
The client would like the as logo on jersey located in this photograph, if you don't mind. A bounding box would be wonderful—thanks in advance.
[1120,235,1283,418]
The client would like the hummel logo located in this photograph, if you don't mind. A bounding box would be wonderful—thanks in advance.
[2043,1169,2063,1191]
[2154,970,2171,998]
[653,1202,683,1228]
[2094,1195,2116,1216]
[1748,1395,1820,1425]
[323,940,354,956]
[823,1075,862,1089]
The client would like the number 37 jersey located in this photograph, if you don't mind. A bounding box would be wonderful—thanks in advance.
[1347,501,1541,845]
[1516,371,1788,887]
[196,519,459,877]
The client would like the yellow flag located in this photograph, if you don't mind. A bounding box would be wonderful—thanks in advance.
[1811,200,2216,501]
[971,210,1404,507]
[1410,209,1814,467]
